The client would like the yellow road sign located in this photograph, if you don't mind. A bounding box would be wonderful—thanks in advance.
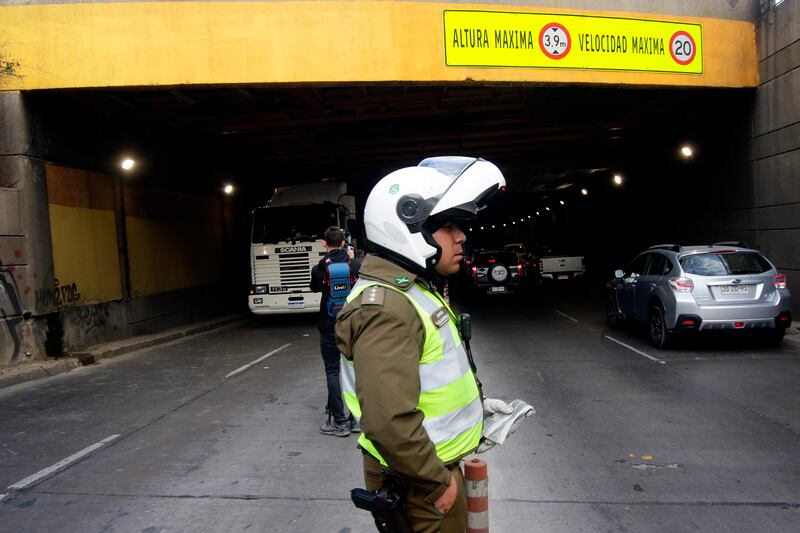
[444,10,703,74]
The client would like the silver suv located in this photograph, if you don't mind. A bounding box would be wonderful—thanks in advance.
[606,243,792,348]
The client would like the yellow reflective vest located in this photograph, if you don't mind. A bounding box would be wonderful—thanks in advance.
[340,278,483,466]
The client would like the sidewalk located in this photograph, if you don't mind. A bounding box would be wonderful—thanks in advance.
[0,313,248,391]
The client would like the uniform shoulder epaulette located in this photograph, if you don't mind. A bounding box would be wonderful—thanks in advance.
[361,285,385,306]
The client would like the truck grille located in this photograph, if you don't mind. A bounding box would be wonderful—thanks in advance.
[252,250,315,289]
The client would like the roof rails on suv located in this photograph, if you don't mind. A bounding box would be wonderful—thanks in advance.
[711,241,757,250]
[648,244,681,252]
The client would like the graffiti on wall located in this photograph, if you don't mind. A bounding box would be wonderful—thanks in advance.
[34,278,81,308]
[0,258,24,362]
[76,305,106,334]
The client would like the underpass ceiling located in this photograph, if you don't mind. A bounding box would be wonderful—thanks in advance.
[36,83,751,206]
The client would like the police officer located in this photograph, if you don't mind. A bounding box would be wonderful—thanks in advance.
[336,157,511,532]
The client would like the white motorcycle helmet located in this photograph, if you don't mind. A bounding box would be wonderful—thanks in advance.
[364,156,506,274]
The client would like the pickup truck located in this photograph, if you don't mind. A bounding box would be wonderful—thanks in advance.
[536,246,585,281]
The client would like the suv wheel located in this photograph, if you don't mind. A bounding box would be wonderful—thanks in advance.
[648,306,674,349]
[606,297,621,328]
[754,328,785,348]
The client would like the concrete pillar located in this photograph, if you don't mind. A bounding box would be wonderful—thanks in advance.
[0,92,57,365]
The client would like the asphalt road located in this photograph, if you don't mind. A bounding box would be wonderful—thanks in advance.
[1,286,798,532]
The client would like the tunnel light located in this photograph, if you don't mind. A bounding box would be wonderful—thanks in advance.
[535,211,540,216]
[469,227,473,231]
[545,207,550,211]
[120,158,135,171]
[613,174,623,186]
[527,215,531,219]
[480,226,484,230]
[581,188,588,196]
[680,145,694,158]
[223,183,235,195]
[559,200,565,206]
[492,225,496,229]
[512,221,516,225]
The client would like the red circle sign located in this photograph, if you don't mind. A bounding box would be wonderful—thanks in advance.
[669,31,697,65]
[539,23,571,60]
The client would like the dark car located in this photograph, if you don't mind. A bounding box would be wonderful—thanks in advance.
[468,250,525,294]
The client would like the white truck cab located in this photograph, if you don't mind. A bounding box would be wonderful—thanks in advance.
[248,182,356,315]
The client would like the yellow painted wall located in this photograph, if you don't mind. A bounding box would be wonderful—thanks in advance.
[124,188,224,296]
[45,165,123,304]
[0,1,757,91]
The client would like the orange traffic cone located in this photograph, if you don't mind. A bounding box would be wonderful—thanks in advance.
[464,457,488,533]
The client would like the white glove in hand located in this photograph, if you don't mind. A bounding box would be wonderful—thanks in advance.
[483,398,514,416]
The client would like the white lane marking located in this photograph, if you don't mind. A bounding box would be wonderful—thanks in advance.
[604,335,666,365]
[224,344,291,380]
[554,309,578,322]
[0,493,9,503]
[8,434,121,491]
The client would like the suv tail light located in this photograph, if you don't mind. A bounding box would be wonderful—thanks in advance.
[517,264,523,275]
[471,266,477,279]
[668,277,694,292]
[774,275,787,289]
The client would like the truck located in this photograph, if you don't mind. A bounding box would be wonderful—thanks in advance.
[248,181,356,314]
[536,245,585,282]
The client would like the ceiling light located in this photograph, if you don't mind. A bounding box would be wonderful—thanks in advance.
[581,188,588,196]
[680,145,694,158]
[535,211,540,216]
[559,200,565,205]
[613,174,623,185]
[121,158,135,171]
[545,207,550,211]
[527,215,531,219]
[223,183,235,195]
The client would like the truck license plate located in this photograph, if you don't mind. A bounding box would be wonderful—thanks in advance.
[558,275,569,280]
[720,285,749,294]
[288,301,305,308]
[490,286,506,293]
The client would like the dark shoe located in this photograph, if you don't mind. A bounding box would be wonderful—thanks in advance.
[348,416,361,433]
[320,420,350,437]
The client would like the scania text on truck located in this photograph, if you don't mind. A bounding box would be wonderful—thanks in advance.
[249,182,356,314]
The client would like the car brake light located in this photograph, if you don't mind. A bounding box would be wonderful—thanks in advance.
[517,264,522,274]
[465,259,471,265]
[774,275,787,289]
[668,277,694,292]
[471,266,477,278]
[680,319,696,326]
[734,322,745,329]
[488,259,496,263]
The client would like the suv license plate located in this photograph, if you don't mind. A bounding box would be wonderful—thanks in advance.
[557,275,569,280]
[720,285,749,294]
[490,286,506,293]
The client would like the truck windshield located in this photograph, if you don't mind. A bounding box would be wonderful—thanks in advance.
[251,204,339,244]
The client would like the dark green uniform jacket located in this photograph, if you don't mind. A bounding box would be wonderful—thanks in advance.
[335,254,455,502]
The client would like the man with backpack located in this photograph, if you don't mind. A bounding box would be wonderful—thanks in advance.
[310,226,362,437]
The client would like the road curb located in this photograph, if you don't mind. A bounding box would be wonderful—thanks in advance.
[0,313,248,391]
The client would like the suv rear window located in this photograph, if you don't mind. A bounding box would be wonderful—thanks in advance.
[680,252,772,276]
[477,251,518,265]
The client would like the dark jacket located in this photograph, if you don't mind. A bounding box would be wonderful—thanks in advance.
[310,247,361,331]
